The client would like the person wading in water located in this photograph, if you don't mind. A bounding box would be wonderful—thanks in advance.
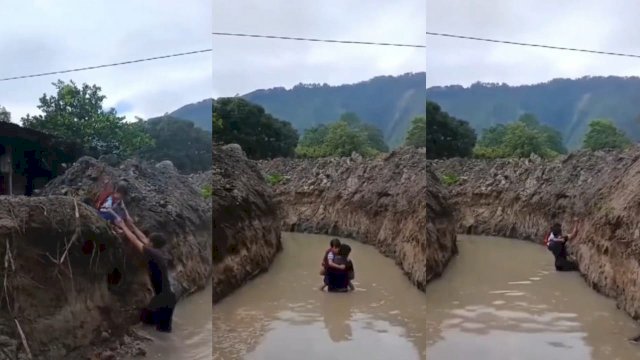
[545,219,579,272]
[117,222,177,332]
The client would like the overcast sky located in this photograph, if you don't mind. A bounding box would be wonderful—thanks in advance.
[0,0,210,122]
[427,0,640,88]
[212,0,425,98]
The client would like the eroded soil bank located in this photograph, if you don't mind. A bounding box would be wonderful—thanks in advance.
[426,166,458,285]
[212,145,282,303]
[259,148,431,290]
[0,157,211,359]
[430,148,640,320]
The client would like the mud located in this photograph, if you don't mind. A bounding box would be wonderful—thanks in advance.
[212,145,281,303]
[430,147,640,320]
[0,157,211,359]
[259,148,428,290]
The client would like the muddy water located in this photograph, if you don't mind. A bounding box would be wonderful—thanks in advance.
[212,232,426,359]
[132,285,212,360]
[426,235,640,360]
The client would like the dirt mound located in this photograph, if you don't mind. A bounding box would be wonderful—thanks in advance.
[212,146,281,303]
[0,156,211,359]
[426,166,458,286]
[259,148,428,290]
[430,147,640,319]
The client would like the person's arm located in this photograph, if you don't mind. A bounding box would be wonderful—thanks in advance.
[327,253,345,269]
[115,219,144,253]
[569,219,579,239]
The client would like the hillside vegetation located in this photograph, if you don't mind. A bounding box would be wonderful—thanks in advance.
[426,76,640,149]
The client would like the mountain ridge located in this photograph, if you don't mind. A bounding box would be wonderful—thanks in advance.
[426,76,640,149]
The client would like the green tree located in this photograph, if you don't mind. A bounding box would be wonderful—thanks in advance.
[213,97,298,159]
[405,116,426,147]
[474,114,562,159]
[0,106,10,123]
[517,113,567,154]
[295,113,386,158]
[140,116,212,173]
[21,80,152,157]
[424,101,477,159]
[583,119,631,151]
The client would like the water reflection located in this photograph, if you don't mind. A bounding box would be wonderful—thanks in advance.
[426,235,640,360]
[213,232,426,359]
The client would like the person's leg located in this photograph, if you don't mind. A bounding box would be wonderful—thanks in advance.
[556,257,579,271]
[125,217,150,246]
[141,293,163,325]
[155,293,177,332]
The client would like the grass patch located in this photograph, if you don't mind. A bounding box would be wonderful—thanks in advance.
[440,173,460,186]
[266,173,284,186]
[201,184,213,199]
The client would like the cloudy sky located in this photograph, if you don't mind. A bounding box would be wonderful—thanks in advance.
[212,0,425,98]
[427,0,640,87]
[0,0,210,122]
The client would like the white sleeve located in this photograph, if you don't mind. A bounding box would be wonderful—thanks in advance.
[327,252,334,262]
[101,197,113,210]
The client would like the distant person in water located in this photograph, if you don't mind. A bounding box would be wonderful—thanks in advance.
[116,223,177,332]
[319,238,346,291]
[325,244,355,292]
[545,219,579,272]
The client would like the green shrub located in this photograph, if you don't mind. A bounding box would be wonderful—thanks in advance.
[201,184,213,199]
[440,173,459,186]
[266,173,284,186]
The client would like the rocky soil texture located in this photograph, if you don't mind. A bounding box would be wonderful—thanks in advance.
[430,148,640,319]
[212,145,281,303]
[0,157,211,359]
[260,148,429,290]
[426,165,458,286]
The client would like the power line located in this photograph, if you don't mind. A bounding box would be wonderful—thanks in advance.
[212,32,425,48]
[426,32,640,59]
[0,49,212,82]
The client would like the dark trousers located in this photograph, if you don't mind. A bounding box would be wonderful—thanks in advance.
[140,291,177,332]
[548,241,578,272]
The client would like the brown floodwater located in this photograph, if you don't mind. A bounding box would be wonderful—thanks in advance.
[426,235,640,360]
[131,285,212,360]
[212,232,427,359]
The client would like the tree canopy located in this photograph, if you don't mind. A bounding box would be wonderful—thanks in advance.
[21,80,153,157]
[424,101,477,159]
[0,106,10,123]
[140,115,212,173]
[474,113,566,159]
[213,97,298,159]
[582,119,631,151]
[296,112,388,158]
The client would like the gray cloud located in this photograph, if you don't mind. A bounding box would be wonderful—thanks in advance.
[212,0,425,98]
[427,0,640,87]
[0,0,211,122]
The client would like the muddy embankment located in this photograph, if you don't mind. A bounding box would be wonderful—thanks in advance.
[212,145,282,303]
[430,147,640,320]
[0,157,211,359]
[260,148,438,290]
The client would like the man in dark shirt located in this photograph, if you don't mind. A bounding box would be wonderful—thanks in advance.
[116,221,177,332]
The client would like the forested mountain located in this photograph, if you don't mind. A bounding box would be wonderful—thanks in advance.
[243,72,425,147]
[426,76,640,150]
[170,99,213,132]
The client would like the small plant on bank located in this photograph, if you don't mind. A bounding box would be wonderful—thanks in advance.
[441,173,460,186]
[201,184,213,199]
[266,173,284,186]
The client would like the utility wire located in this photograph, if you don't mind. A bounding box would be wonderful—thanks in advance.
[0,49,211,82]
[426,32,640,59]
[212,32,425,48]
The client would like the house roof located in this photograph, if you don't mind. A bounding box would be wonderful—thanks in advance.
[0,122,82,160]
